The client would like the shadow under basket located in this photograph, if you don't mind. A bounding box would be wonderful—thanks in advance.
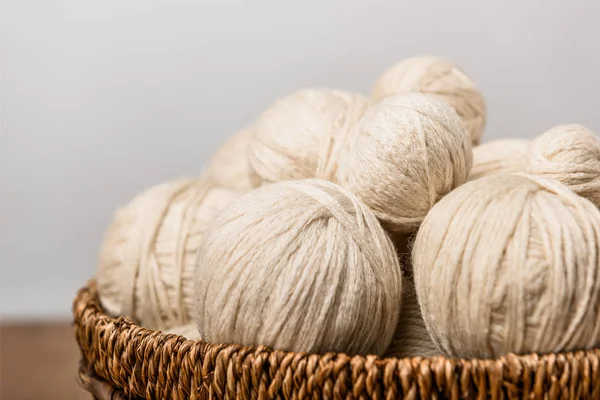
[73,281,600,399]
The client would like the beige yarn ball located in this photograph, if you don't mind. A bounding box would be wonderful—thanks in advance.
[194,179,403,355]
[372,56,486,145]
[468,139,530,181]
[248,88,371,184]
[97,177,239,331]
[205,127,261,192]
[338,93,472,233]
[413,173,600,358]
[385,277,440,358]
[527,124,600,208]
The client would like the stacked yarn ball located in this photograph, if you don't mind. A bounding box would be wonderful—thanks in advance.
[468,138,530,181]
[194,179,402,355]
[413,174,600,358]
[371,55,487,145]
[96,54,600,360]
[97,177,239,330]
[248,88,370,184]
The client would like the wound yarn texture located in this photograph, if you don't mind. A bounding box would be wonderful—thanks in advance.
[248,88,371,184]
[413,173,600,358]
[469,139,530,181]
[338,93,473,233]
[372,55,486,145]
[205,127,261,192]
[385,276,440,358]
[527,124,600,208]
[194,179,403,355]
[97,177,239,331]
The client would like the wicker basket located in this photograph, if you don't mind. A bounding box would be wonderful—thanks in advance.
[73,280,600,399]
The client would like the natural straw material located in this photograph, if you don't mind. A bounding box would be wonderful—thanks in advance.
[96,177,239,331]
[372,56,486,145]
[413,173,600,359]
[469,138,530,181]
[74,281,600,399]
[205,127,261,192]
[338,93,472,233]
[195,179,402,356]
[527,124,600,208]
[248,88,370,184]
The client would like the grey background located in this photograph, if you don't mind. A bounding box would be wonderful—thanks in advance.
[2,0,599,319]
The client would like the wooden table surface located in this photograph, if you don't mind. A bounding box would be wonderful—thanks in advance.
[1,322,90,400]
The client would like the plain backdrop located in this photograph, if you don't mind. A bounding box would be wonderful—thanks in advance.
[2,0,599,319]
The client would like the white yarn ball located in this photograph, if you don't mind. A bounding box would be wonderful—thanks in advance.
[385,277,440,358]
[205,127,261,192]
[338,93,472,233]
[194,179,403,355]
[248,88,371,183]
[527,124,600,208]
[413,173,600,358]
[372,56,487,145]
[469,139,530,181]
[97,177,239,331]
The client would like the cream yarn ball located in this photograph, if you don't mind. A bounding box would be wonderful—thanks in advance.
[97,177,239,331]
[527,124,600,208]
[372,56,486,145]
[248,88,371,184]
[194,179,403,355]
[413,173,600,358]
[205,127,261,192]
[468,139,530,181]
[338,93,472,233]
[385,277,439,358]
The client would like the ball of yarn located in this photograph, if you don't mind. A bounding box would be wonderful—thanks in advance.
[248,88,371,184]
[469,139,530,181]
[338,93,472,233]
[527,124,600,208]
[385,277,440,358]
[413,173,600,358]
[194,179,403,355]
[205,127,261,192]
[97,177,239,331]
[371,56,486,145]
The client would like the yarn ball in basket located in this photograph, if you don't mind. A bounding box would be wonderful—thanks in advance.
[194,179,403,355]
[527,124,600,208]
[338,93,472,233]
[371,55,486,145]
[413,173,600,358]
[248,88,370,184]
[385,276,440,358]
[205,126,261,192]
[97,177,239,331]
[468,138,530,181]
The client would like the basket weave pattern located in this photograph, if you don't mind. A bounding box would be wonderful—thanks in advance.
[73,281,600,399]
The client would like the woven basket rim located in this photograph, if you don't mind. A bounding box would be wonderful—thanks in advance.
[73,279,600,399]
